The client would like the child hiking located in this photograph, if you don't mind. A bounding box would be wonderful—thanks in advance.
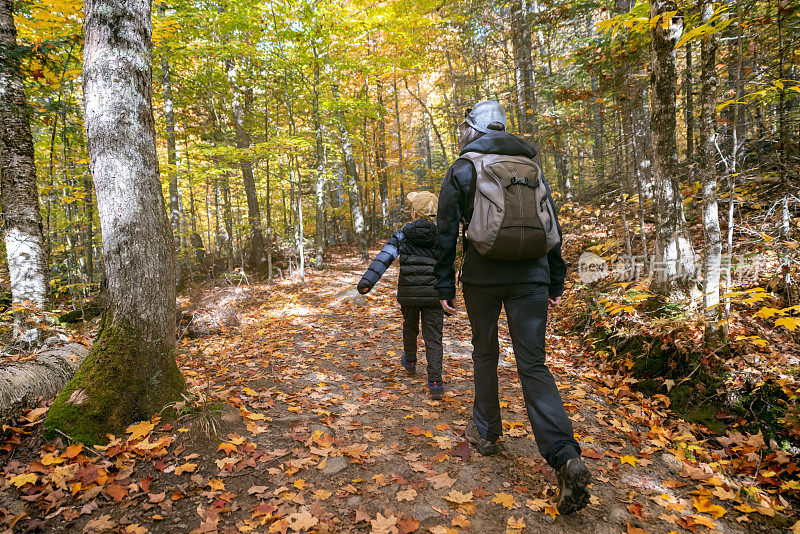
[357,192,446,399]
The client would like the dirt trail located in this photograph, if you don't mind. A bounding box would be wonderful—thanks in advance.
[0,252,786,533]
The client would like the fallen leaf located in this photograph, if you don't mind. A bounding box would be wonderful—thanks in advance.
[397,516,419,534]
[507,516,525,531]
[174,462,197,475]
[397,487,418,501]
[429,472,456,489]
[126,421,155,442]
[370,512,399,534]
[83,514,117,533]
[620,455,638,466]
[442,490,473,504]
[287,510,318,531]
[693,496,726,519]
[492,492,516,509]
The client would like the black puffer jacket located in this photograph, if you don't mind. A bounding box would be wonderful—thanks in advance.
[358,219,441,307]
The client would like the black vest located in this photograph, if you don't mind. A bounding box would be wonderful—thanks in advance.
[397,219,440,307]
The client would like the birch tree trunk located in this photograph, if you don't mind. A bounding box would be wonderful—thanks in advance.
[44,0,184,444]
[312,46,326,267]
[648,0,696,300]
[158,3,181,286]
[699,0,724,346]
[0,0,49,344]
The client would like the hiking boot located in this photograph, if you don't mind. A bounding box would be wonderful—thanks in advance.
[400,353,416,375]
[428,380,444,399]
[465,420,498,456]
[556,457,591,515]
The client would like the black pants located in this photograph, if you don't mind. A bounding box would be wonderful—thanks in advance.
[401,305,444,382]
[463,283,581,469]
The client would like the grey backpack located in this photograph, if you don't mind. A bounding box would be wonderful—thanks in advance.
[459,152,560,261]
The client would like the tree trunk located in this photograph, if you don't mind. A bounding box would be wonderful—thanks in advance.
[312,46,326,267]
[226,61,266,271]
[510,0,541,164]
[684,40,695,174]
[376,79,389,228]
[0,342,88,424]
[648,0,695,299]
[83,172,94,286]
[699,0,724,346]
[333,87,368,260]
[264,100,273,283]
[44,0,184,445]
[0,0,49,344]
[158,2,181,286]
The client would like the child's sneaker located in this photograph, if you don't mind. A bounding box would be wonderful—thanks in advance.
[428,380,444,399]
[400,353,416,375]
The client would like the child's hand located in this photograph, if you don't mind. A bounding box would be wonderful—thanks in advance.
[357,283,370,294]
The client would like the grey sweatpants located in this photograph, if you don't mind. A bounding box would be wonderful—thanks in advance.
[401,305,444,382]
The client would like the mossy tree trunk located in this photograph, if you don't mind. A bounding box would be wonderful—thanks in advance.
[44,0,185,445]
[0,0,49,344]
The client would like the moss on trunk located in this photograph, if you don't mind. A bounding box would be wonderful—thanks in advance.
[44,316,185,445]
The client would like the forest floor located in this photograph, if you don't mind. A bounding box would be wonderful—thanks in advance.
[0,251,796,534]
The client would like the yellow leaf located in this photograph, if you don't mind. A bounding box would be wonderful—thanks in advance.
[507,515,525,531]
[776,317,800,331]
[9,472,38,487]
[693,497,726,519]
[207,478,225,491]
[492,492,516,509]
[313,489,332,500]
[174,462,197,475]
[691,514,717,528]
[620,455,639,466]
[126,420,155,442]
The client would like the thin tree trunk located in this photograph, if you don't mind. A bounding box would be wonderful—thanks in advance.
[376,79,389,227]
[511,0,541,165]
[405,79,447,164]
[648,0,695,299]
[684,40,695,174]
[699,0,724,346]
[45,0,184,444]
[159,3,181,286]
[312,45,326,267]
[264,100,272,283]
[393,73,403,168]
[777,6,794,305]
[332,85,368,260]
[226,61,266,271]
[0,0,49,344]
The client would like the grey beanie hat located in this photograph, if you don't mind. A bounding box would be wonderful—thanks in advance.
[462,100,507,133]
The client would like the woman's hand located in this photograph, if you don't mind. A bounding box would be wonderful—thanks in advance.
[440,299,457,315]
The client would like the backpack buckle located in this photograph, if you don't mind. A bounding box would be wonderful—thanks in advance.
[508,166,528,186]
